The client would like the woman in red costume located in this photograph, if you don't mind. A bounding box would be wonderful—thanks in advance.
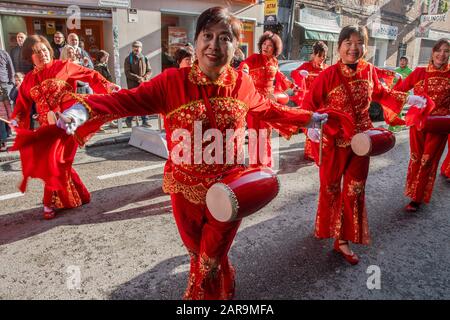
[239,31,299,167]
[291,41,329,161]
[10,35,116,220]
[301,25,422,265]
[394,38,450,212]
[57,7,327,299]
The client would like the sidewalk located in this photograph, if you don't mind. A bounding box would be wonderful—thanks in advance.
[0,116,162,163]
[0,119,404,163]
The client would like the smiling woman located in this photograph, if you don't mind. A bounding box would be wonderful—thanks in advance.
[10,34,117,220]
[300,25,423,266]
[57,6,328,300]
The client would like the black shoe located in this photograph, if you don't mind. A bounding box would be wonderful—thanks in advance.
[141,122,152,128]
[125,120,132,128]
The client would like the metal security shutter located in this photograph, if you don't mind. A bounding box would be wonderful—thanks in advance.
[419,39,434,65]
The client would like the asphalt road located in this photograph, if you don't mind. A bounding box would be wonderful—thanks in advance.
[0,130,449,300]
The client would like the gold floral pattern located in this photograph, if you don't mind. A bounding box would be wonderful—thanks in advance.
[30,79,74,126]
[188,62,237,87]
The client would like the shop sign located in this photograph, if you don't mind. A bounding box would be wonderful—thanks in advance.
[242,21,254,32]
[46,21,56,35]
[168,27,188,57]
[370,23,398,40]
[33,20,41,31]
[98,0,130,8]
[128,8,138,23]
[420,13,447,23]
[415,25,430,38]
[264,0,278,25]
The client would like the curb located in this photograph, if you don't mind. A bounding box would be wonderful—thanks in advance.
[0,134,131,163]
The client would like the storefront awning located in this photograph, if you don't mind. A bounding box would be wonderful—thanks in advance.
[295,7,341,42]
[295,22,340,41]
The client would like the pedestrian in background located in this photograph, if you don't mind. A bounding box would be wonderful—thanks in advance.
[0,48,14,151]
[10,32,33,74]
[94,50,113,82]
[51,31,66,60]
[124,40,152,128]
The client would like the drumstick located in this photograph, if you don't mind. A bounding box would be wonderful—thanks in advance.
[319,120,324,166]
[0,116,11,124]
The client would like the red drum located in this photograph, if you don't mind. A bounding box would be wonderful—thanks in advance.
[422,115,450,134]
[351,128,396,156]
[206,167,280,222]
[273,91,289,105]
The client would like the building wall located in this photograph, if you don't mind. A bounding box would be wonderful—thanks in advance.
[294,0,450,68]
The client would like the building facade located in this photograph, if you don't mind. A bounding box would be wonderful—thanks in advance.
[0,0,265,88]
[289,0,450,68]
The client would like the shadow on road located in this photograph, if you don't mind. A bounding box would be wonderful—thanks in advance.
[108,191,352,300]
[0,181,171,246]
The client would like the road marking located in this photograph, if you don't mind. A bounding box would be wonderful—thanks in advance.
[97,163,165,180]
[0,192,24,201]
[274,147,304,155]
[96,147,303,180]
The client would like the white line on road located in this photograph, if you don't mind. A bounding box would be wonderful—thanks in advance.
[97,163,165,180]
[96,147,303,180]
[274,147,304,155]
[0,192,24,201]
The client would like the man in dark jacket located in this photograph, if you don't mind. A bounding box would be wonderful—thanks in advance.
[51,31,66,60]
[124,40,152,127]
[9,32,33,74]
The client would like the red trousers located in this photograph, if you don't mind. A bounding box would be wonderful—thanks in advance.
[43,168,90,208]
[315,145,370,245]
[440,135,450,178]
[304,137,315,161]
[405,127,448,203]
[247,114,272,167]
[170,193,241,300]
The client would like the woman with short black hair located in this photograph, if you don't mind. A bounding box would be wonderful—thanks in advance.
[57,6,327,299]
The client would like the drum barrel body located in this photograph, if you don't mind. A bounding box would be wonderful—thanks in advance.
[206,168,279,222]
[422,116,450,134]
[351,129,395,156]
[273,92,289,105]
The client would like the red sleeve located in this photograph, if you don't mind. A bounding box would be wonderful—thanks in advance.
[242,73,312,139]
[275,71,294,92]
[10,77,33,129]
[72,70,170,144]
[65,61,116,94]
[239,54,258,73]
[370,64,408,125]
[393,68,421,92]
[301,68,329,112]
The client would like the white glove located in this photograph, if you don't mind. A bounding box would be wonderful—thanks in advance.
[307,112,328,128]
[307,128,320,143]
[394,72,402,80]
[10,119,18,127]
[112,84,121,92]
[407,95,427,108]
[56,103,89,135]
[299,70,309,78]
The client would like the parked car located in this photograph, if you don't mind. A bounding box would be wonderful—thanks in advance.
[277,60,306,107]
[278,60,306,82]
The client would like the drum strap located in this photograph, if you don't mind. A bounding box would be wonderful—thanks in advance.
[199,86,218,129]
